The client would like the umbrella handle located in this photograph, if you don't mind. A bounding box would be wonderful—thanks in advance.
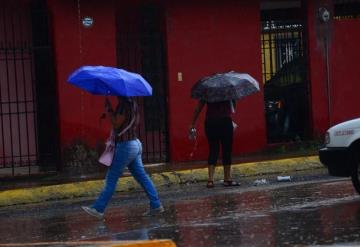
[104,97,113,112]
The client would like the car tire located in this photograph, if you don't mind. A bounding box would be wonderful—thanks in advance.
[350,150,360,194]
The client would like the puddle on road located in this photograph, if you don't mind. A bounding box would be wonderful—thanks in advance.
[1,180,360,246]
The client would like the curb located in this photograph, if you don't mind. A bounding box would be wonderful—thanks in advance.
[0,240,176,246]
[0,156,323,207]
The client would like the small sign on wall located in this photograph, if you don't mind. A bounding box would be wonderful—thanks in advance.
[177,72,183,82]
[82,16,94,28]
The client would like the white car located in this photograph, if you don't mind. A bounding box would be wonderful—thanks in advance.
[319,117,360,193]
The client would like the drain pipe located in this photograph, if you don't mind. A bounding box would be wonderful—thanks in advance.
[318,7,332,127]
[324,36,332,127]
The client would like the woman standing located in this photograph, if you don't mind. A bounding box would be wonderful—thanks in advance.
[82,96,164,219]
[190,100,240,188]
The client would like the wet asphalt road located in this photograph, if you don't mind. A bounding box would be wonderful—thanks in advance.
[1,170,360,247]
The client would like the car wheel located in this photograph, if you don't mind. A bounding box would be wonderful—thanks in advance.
[350,151,360,194]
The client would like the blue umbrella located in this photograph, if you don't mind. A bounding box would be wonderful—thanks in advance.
[67,66,152,96]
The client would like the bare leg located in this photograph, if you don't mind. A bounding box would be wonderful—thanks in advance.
[224,165,231,181]
[208,165,216,181]
[223,165,239,186]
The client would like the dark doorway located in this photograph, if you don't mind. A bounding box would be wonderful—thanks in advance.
[260,1,310,143]
[0,0,59,177]
[116,3,169,164]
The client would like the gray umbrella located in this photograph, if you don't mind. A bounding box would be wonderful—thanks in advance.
[191,71,260,102]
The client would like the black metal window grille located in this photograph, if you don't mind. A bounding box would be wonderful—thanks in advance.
[116,4,168,164]
[261,21,305,84]
[261,18,309,143]
[0,1,38,176]
[334,0,360,19]
[0,0,58,177]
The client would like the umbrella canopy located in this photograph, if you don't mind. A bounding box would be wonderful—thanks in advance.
[191,71,260,102]
[67,66,152,96]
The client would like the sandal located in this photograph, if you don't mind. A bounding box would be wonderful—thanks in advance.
[206,180,215,188]
[223,180,240,187]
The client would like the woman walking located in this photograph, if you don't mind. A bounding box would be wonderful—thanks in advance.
[82,96,164,220]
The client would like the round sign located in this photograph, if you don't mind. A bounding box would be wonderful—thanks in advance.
[318,7,330,23]
[82,16,94,28]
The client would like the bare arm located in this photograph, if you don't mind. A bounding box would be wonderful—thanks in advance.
[190,100,205,128]
[101,98,126,129]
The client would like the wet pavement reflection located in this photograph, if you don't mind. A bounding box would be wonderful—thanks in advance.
[1,178,360,246]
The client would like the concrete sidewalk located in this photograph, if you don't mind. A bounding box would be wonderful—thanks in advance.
[0,155,323,207]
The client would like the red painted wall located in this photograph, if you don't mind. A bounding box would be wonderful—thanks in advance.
[47,0,267,165]
[46,0,360,166]
[330,19,360,124]
[164,0,266,162]
[47,0,116,147]
[306,1,360,136]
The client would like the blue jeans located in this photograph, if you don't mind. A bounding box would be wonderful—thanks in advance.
[92,139,161,213]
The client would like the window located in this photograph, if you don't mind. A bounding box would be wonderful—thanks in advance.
[334,0,360,19]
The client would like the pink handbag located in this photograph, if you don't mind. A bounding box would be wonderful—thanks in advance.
[98,110,136,166]
[98,130,115,166]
